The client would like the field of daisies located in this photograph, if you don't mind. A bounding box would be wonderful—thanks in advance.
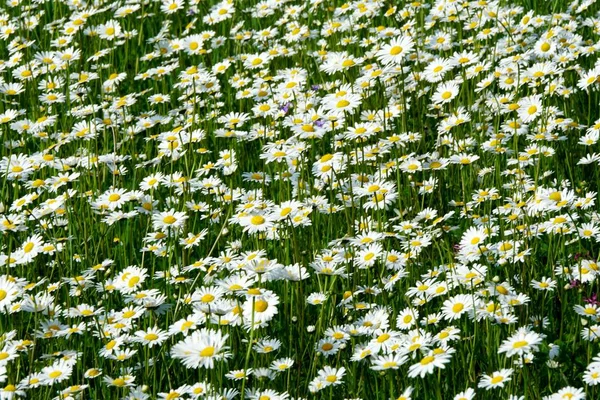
[6,0,600,399]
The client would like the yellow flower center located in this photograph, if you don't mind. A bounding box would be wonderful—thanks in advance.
[200,346,215,357]
[128,276,140,288]
[144,333,158,341]
[496,285,509,295]
[390,46,403,55]
[377,333,390,343]
[49,371,63,379]
[23,242,34,253]
[163,215,176,224]
[420,356,435,365]
[255,299,268,312]
[113,378,126,387]
[321,343,333,351]
[201,294,215,303]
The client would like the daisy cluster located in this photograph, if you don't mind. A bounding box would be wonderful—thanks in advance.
[2,0,600,399]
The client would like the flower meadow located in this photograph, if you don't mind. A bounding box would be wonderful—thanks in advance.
[5,0,600,399]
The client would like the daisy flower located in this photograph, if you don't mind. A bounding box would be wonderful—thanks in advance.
[498,329,543,357]
[478,369,513,390]
[442,294,475,321]
[103,374,136,388]
[407,350,453,378]
[317,366,345,387]
[549,387,585,400]
[134,326,170,348]
[243,291,279,327]
[376,36,415,65]
[161,0,184,14]
[18,234,44,264]
[101,188,129,210]
[253,338,281,354]
[460,226,488,249]
[530,277,556,291]
[270,357,294,372]
[396,307,419,330]
[97,20,121,40]
[583,367,600,386]
[355,243,383,269]
[423,57,454,82]
[370,353,408,371]
[316,338,340,356]
[320,52,362,74]
[41,360,73,385]
[432,81,460,105]
[239,213,276,234]
[171,328,230,369]
[152,209,188,232]
[517,95,543,123]
[453,388,475,400]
